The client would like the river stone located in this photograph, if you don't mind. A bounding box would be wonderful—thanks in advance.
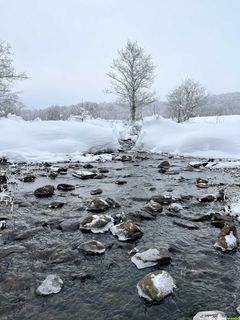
[90,188,103,195]
[60,220,80,232]
[34,185,54,197]
[83,163,94,169]
[151,194,176,205]
[36,274,63,296]
[131,248,171,269]
[87,197,110,212]
[158,160,170,173]
[49,201,65,209]
[20,175,36,183]
[214,224,239,251]
[169,203,183,212]
[57,183,75,191]
[48,171,58,179]
[199,194,216,202]
[193,311,227,320]
[137,270,176,302]
[78,240,105,255]
[72,170,96,179]
[110,220,143,241]
[80,214,114,233]
[146,200,163,213]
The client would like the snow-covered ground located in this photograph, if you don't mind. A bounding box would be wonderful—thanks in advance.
[1,114,240,163]
[0,116,120,163]
[136,115,240,160]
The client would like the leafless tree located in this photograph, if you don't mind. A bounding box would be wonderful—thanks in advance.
[106,40,156,122]
[0,40,27,117]
[167,78,208,123]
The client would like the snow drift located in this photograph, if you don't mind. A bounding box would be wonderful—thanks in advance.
[0,116,120,162]
[136,115,240,159]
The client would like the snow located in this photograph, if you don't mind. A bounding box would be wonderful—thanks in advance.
[131,248,162,269]
[193,311,227,320]
[36,274,63,296]
[225,231,237,250]
[136,115,240,159]
[0,116,120,163]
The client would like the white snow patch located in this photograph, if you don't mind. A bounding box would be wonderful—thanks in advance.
[0,117,120,163]
[131,248,161,269]
[225,231,237,250]
[136,115,240,159]
[193,310,227,320]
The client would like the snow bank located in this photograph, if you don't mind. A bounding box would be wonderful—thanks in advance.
[0,116,120,163]
[136,115,240,159]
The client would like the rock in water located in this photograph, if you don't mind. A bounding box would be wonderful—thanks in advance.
[158,160,170,173]
[34,185,54,197]
[168,203,183,212]
[137,270,176,302]
[80,214,114,233]
[90,188,103,195]
[36,274,63,296]
[87,197,110,212]
[20,175,36,183]
[131,248,171,269]
[57,183,75,191]
[146,200,163,213]
[110,220,143,241]
[214,224,239,251]
[78,240,105,255]
[49,201,65,209]
[72,170,96,179]
[193,311,227,320]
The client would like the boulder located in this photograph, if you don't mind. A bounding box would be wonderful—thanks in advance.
[110,220,143,241]
[34,185,54,198]
[80,214,114,233]
[36,274,63,296]
[193,311,226,320]
[214,224,239,251]
[78,240,105,255]
[137,270,176,302]
[131,248,171,269]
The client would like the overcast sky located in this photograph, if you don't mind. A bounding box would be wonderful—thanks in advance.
[1,0,240,108]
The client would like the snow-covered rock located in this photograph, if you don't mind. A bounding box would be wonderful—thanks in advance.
[87,197,110,212]
[137,270,176,302]
[72,170,97,179]
[169,203,183,212]
[131,248,171,269]
[193,311,227,320]
[78,240,105,255]
[80,214,114,233]
[36,275,63,296]
[110,220,143,241]
[146,200,163,212]
[214,224,239,251]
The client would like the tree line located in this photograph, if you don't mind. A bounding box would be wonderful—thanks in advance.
[0,39,238,122]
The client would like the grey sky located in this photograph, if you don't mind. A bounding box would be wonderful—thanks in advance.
[1,0,240,108]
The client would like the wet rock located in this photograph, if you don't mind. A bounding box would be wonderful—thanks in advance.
[48,171,58,179]
[78,240,105,255]
[214,224,239,251]
[20,175,36,183]
[105,197,121,208]
[72,170,96,179]
[199,189,226,203]
[169,203,183,212]
[49,201,65,209]
[193,311,226,320]
[137,270,176,302]
[83,163,94,169]
[0,245,26,259]
[146,200,163,213]
[34,185,54,198]
[131,248,171,269]
[210,212,233,228]
[110,220,143,241]
[98,168,109,173]
[90,188,103,195]
[189,161,208,168]
[57,183,75,191]
[151,194,177,205]
[158,160,170,170]
[173,220,199,230]
[60,220,80,232]
[87,197,110,212]
[57,167,68,174]
[115,179,127,185]
[80,214,114,233]
[196,178,209,188]
[36,274,63,296]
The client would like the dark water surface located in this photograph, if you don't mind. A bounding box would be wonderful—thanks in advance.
[0,152,240,320]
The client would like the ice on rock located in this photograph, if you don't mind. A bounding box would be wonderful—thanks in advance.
[193,310,227,320]
[131,248,171,269]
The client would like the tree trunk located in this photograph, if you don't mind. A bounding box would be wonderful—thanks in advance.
[130,102,136,123]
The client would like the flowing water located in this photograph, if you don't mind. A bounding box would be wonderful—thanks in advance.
[0,152,240,320]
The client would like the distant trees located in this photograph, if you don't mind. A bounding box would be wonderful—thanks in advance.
[167,78,208,123]
[107,40,156,122]
[0,40,27,117]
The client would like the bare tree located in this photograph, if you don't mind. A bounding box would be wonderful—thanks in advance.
[0,40,27,117]
[106,40,156,122]
[167,78,208,123]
